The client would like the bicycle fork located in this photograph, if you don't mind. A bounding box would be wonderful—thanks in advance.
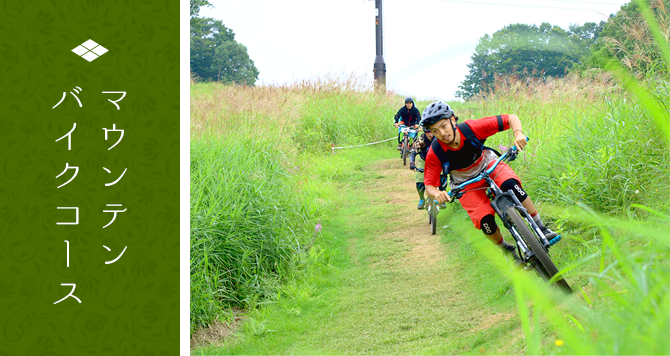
[491,189,555,248]
[490,191,547,265]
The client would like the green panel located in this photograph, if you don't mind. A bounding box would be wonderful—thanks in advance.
[0,1,180,354]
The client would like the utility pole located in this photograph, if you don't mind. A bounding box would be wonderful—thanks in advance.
[373,0,386,92]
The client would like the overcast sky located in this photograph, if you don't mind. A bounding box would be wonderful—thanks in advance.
[199,0,631,101]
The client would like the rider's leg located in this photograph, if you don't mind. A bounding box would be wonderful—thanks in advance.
[416,183,425,200]
[397,126,403,149]
[481,215,520,261]
[459,184,516,250]
[491,162,559,238]
[481,215,509,247]
[416,183,425,209]
[500,179,558,239]
[459,187,504,246]
[416,158,426,208]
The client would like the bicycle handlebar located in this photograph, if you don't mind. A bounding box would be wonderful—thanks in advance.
[447,137,529,198]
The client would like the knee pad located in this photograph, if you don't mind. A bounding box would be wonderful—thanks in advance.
[500,179,528,203]
[416,182,425,191]
[480,214,497,235]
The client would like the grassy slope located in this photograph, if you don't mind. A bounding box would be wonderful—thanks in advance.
[191,74,669,354]
[194,147,576,355]
[190,81,400,330]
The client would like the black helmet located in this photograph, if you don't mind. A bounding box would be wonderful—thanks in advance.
[420,101,454,128]
[405,96,414,103]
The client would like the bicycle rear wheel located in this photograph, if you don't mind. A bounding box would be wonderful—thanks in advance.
[506,207,572,293]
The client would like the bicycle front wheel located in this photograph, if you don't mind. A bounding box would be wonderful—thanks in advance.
[402,137,408,165]
[430,199,437,235]
[427,198,433,225]
[506,207,572,293]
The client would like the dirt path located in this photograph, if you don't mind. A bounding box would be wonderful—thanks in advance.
[367,158,446,266]
[193,156,523,354]
[303,157,522,354]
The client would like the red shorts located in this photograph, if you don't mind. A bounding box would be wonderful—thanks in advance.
[457,161,521,229]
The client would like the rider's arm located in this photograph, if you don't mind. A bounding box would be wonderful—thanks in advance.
[393,108,403,123]
[424,149,451,203]
[468,114,527,150]
[506,114,528,150]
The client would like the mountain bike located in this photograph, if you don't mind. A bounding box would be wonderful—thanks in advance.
[398,125,418,166]
[445,139,572,293]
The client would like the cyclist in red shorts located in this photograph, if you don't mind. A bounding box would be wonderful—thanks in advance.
[419,101,558,259]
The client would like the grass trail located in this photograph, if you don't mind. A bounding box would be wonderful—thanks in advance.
[195,150,530,355]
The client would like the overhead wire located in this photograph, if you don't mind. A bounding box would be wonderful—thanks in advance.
[434,0,620,11]
[545,0,624,5]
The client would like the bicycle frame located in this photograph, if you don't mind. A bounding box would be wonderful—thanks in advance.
[398,125,418,145]
[446,143,559,262]
[416,167,447,234]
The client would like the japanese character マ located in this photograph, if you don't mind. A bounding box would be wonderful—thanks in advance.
[102,91,127,110]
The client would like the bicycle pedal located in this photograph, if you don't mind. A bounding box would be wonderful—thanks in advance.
[547,235,561,246]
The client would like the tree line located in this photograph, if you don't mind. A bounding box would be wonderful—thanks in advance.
[456,0,670,99]
[190,0,259,84]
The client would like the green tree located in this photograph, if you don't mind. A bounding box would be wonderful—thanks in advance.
[190,0,211,18]
[589,0,670,76]
[456,22,602,99]
[213,41,260,84]
[569,21,606,66]
[189,0,259,84]
[190,18,233,80]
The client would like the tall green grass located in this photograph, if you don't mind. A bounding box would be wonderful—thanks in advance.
[297,92,398,150]
[190,75,401,153]
[454,72,669,216]
[451,1,670,352]
[190,77,405,332]
[190,135,313,330]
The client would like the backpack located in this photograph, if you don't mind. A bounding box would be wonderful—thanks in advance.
[430,116,503,176]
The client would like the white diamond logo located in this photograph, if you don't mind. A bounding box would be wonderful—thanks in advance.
[72,39,108,62]
[72,46,88,56]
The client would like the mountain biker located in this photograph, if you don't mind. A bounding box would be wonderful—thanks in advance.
[419,101,559,260]
[409,129,435,209]
[393,96,421,150]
